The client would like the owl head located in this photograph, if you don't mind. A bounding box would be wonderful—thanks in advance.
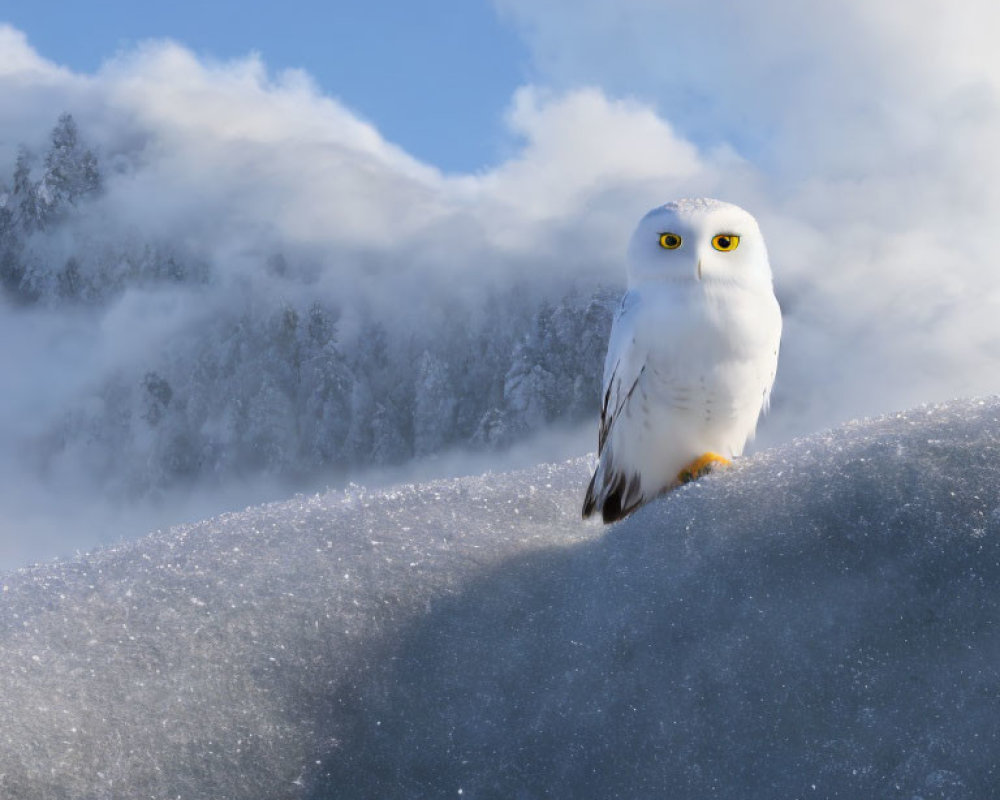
[626,198,772,290]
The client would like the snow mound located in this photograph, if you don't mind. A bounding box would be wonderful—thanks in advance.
[3,398,1000,799]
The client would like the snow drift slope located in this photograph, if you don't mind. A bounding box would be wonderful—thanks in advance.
[3,398,1000,799]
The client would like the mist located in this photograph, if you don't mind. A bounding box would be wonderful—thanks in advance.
[1,3,999,568]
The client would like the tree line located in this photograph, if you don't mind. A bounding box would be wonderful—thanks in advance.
[2,114,618,496]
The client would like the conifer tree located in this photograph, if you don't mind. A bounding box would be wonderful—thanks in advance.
[41,113,101,219]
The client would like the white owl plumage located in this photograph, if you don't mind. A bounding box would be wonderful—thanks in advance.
[583,198,781,522]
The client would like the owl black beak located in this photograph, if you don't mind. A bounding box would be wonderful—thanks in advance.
[697,259,702,281]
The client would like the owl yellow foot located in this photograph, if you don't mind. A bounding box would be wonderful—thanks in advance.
[677,452,731,484]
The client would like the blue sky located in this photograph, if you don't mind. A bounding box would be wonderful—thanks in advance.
[0,0,529,173]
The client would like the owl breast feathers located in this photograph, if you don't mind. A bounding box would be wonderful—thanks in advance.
[583,198,781,523]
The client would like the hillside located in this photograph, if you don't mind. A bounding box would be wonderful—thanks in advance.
[2,398,999,798]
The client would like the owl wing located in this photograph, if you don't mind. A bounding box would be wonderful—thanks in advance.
[583,291,648,521]
[597,295,644,455]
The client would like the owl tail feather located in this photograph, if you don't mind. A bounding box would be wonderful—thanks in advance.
[582,464,643,524]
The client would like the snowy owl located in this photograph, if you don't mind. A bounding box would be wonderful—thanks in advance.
[583,198,781,523]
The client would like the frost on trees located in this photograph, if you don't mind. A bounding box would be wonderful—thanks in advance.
[22,283,614,495]
[0,115,618,497]
[413,350,458,458]
[40,112,101,220]
[1,114,101,301]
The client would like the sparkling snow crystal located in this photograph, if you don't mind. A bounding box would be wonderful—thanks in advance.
[2,398,1000,798]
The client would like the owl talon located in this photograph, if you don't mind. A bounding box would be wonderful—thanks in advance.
[677,452,731,484]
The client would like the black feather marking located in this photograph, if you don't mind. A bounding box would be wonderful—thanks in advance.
[582,468,644,524]
[582,471,599,518]
[598,362,645,455]
[587,336,650,523]
[597,360,619,453]
[601,472,627,523]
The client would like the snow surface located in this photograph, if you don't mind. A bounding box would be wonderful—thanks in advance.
[3,398,1000,798]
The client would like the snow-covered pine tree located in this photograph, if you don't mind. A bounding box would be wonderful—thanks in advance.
[12,148,42,234]
[371,401,410,466]
[470,406,511,448]
[243,379,297,474]
[503,350,557,435]
[342,378,374,464]
[40,113,101,222]
[299,302,354,468]
[570,291,617,414]
[413,350,458,458]
[0,201,20,295]
[502,305,559,437]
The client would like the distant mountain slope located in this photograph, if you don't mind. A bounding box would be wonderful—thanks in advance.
[0,113,620,504]
[3,398,1000,799]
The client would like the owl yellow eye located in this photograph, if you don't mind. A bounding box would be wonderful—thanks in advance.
[659,232,682,250]
[711,234,740,252]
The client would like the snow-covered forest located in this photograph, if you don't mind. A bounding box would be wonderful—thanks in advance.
[1,113,617,498]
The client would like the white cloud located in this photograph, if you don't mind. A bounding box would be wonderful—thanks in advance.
[466,86,705,215]
[0,25,67,78]
[494,0,1000,170]
[3,30,708,279]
